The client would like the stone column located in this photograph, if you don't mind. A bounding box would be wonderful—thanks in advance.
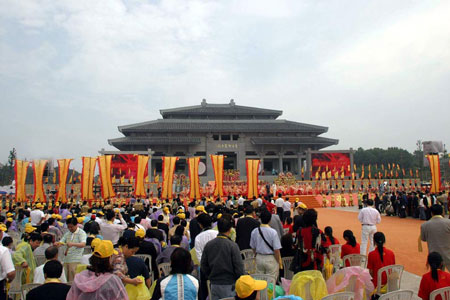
[205,134,214,181]
[278,153,283,173]
[237,134,246,180]
[306,148,312,179]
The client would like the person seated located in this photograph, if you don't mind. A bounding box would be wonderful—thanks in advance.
[323,226,340,248]
[234,275,267,300]
[157,235,183,265]
[123,236,152,289]
[151,247,198,300]
[33,246,67,284]
[27,260,71,300]
[34,234,54,256]
[135,229,158,281]
[280,233,296,258]
[341,230,360,266]
[66,240,128,300]
[418,252,450,300]
[367,232,395,288]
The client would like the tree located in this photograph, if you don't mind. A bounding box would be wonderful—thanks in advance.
[8,148,16,170]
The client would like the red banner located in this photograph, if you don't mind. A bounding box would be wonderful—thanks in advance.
[111,154,148,180]
[311,153,350,176]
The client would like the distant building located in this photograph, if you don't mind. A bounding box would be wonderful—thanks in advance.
[106,100,339,180]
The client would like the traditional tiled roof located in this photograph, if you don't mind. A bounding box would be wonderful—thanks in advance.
[160,100,282,118]
[250,137,339,146]
[109,136,201,145]
[119,119,328,134]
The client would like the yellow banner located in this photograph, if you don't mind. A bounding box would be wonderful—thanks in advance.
[32,160,48,202]
[56,159,72,203]
[81,157,97,200]
[98,155,115,199]
[135,155,149,197]
[15,160,29,202]
[426,155,441,193]
[188,157,201,200]
[161,156,178,199]
[210,155,224,197]
[246,159,260,199]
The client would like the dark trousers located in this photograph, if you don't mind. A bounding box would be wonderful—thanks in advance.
[0,279,6,300]
[199,268,208,300]
[282,211,290,223]
[277,207,284,222]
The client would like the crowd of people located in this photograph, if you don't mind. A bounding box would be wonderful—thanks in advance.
[0,192,448,300]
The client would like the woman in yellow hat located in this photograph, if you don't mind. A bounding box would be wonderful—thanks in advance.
[66,240,129,300]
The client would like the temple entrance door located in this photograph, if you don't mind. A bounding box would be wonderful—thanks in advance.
[218,152,237,170]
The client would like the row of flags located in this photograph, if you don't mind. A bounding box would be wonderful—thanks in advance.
[43,168,152,185]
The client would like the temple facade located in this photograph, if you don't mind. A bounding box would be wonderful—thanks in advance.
[106,100,340,181]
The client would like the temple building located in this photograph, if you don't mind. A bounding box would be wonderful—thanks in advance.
[106,100,340,181]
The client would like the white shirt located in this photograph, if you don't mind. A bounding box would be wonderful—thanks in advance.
[0,245,14,281]
[81,254,92,265]
[358,206,381,225]
[256,198,263,207]
[30,209,45,226]
[194,229,218,262]
[100,218,127,245]
[275,198,284,208]
[282,200,291,212]
[33,262,67,284]
[238,197,245,206]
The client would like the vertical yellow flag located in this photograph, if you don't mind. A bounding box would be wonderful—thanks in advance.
[246,159,260,199]
[135,155,149,197]
[161,156,178,200]
[210,155,224,197]
[32,160,48,203]
[426,155,441,193]
[15,160,29,202]
[98,155,115,199]
[56,159,72,203]
[81,157,97,200]
[188,157,201,200]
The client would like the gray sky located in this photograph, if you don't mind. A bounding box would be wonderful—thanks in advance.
[1,0,449,171]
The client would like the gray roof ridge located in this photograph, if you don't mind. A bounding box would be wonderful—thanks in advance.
[159,102,282,115]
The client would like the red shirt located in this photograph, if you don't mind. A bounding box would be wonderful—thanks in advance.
[283,224,293,234]
[418,270,450,300]
[300,226,324,270]
[367,247,396,287]
[341,242,361,266]
[323,236,340,248]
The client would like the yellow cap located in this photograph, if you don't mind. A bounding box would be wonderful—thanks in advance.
[66,215,72,219]
[217,213,222,219]
[0,224,7,232]
[93,240,118,258]
[91,238,101,249]
[235,275,267,298]
[6,212,13,217]
[77,217,85,224]
[177,213,186,219]
[56,214,62,220]
[114,208,120,213]
[297,202,307,210]
[24,223,37,233]
[92,210,97,213]
[163,207,169,213]
[196,205,206,214]
[295,197,299,202]
[98,211,104,216]
[6,218,13,222]
[135,229,145,238]
[36,203,43,209]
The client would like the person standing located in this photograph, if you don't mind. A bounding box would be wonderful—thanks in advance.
[99,210,127,246]
[57,217,86,282]
[13,232,42,283]
[250,210,282,279]
[358,199,381,255]
[275,194,284,221]
[420,204,450,271]
[0,225,15,300]
[282,198,291,223]
[235,206,260,250]
[201,217,244,300]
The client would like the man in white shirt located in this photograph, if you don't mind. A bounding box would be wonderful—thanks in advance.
[0,225,15,300]
[282,198,291,223]
[33,246,67,284]
[275,194,285,221]
[358,199,381,255]
[237,195,245,207]
[30,204,45,227]
[194,214,218,263]
[100,210,127,246]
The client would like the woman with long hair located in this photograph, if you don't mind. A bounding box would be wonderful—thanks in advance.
[367,232,395,288]
[323,226,340,247]
[418,252,450,300]
[66,240,129,300]
[341,230,360,266]
[296,209,325,271]
[151,247,198,300]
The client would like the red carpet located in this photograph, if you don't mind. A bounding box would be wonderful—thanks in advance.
[316,208,429,276]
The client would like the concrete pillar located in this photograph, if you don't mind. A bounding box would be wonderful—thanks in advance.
[205,134,214,181]
[306,148,312,179]
[278,154,283,173]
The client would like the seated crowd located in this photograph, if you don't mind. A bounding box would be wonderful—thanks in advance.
[0,195,448,300]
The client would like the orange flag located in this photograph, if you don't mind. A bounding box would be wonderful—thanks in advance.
[427,155,441,193]
[246,159,260,199]
[56,159,72,203]
[98,155,115,199]
[33,160,48,202]
[135,155,149,198]
[81,157,97,200]
[15,160,29,202]
[210,155,225,197]
[188,157,201,200]
[161,156,178,199]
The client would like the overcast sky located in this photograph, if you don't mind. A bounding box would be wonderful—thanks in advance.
[1,0,449,171]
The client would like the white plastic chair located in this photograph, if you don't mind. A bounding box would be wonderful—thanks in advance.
[342,254,367,269]
[158,262,171,277]
[376,265,404,294]
[240,249,255,259]
[379,289,414,300]
[8,266,24,299]
[322,292,355,300]
[251,274,276,300]
[21,283,42,299]
[282,256,294,280]
[430,287,450,300]
[329,245,342,269]
[243,257,256,274]
[134,254,153,281]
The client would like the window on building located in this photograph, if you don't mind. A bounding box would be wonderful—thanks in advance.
[246,151,257,156]
[232,134,239,141]
[175,160,186,172]
[284,151,295,155]
[155,162,162,172]
[153,152,164,156]
[174,152,185,156]
[264,161,273,171]
[194,152,206,156]
[266,151,276,156]
[221,134,231,140]
[213,134,219,140]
